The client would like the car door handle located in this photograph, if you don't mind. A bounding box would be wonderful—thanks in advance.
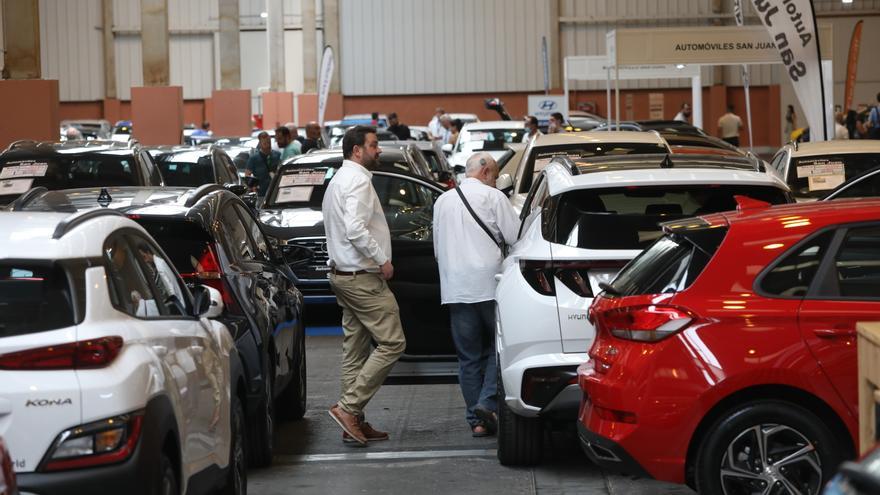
[813,328,856,339]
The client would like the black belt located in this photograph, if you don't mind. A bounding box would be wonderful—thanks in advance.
[331,269,369,276]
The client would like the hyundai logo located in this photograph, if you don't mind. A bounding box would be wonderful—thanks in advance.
[539,100,557,110]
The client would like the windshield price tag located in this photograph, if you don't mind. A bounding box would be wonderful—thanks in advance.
[276,186,313,203]
[279,171,326,187]
[0,163,49,179]
[796,160,844,178]
[807,174,845,191]
[0,178,35,195]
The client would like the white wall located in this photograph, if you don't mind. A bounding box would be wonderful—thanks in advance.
[39,0,105,101]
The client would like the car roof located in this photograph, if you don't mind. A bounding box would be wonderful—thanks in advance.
[542,155,786,196]
[0,210,138,259]
[714,197,880,230]
[461,121,525,131]
[788,140,880,156]
[1,140,137,156]
[532,130,667,147]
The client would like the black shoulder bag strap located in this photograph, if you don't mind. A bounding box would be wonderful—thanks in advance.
[455,186,508,257]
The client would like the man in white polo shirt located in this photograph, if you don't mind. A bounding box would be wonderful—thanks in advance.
[323,125,406,446]
[433,152,519,437]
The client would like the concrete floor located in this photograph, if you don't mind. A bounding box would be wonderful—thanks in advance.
[248,334,695,495]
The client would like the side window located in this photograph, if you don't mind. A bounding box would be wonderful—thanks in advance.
[220,206,257,260]
[130,235,189,316]
[372,175,437,241]
[769,151,786,175]
[104,235,161,317]
[759,230,835,297]
[831,225,880,298]
[141,151,163,185]
[520,173,545,220]
[234,204,271,260]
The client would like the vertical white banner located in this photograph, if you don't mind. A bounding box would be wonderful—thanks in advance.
[317,46,335,127]
[749,0,828,141]
[733,0,754,149]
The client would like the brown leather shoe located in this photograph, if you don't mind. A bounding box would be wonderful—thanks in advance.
[343,420,389,443]
[329,405,367,445]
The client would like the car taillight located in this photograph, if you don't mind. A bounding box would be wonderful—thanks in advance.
[180,244,239,314]
[599,305,694,342]
[40,411,144,472]
[520,260,628,297]
[0,337,123,370]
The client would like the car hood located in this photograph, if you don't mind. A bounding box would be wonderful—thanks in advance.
[259,206,326,237]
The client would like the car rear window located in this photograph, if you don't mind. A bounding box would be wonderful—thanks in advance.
[134,218,215,277]
[0,263,81,337]
[156,154,215,187]
[0,155,139,203]
[607,222,728,297]
[789,154,880,199]
[542,184,788,250]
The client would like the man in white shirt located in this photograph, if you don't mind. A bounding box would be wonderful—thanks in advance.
[432,152,519,437]
[522,115,542,143]
[323,126,405,446]
[717,104,743,147]
[428,107,445,140]
[674,102,692,123]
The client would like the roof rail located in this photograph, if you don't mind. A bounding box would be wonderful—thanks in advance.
[10,186,49,211]
[184,183,225,207]
[549,155,579,175]
[4,139,38,152]
[52,209,126,240]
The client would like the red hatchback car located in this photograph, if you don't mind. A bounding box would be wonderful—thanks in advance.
[578,197,880,494]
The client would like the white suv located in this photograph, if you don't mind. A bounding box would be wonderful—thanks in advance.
[495,153,792,465]
[768,140,880,201]
[0,209,246,495]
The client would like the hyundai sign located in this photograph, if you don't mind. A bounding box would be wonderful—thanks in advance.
[527,95,568,126]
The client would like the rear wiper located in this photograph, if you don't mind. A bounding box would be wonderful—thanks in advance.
[599,282,621,296]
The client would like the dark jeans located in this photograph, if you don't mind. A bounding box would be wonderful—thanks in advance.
[448,301,497,428]
[722,136,740,147]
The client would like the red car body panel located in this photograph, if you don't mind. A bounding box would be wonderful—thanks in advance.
[579,198,880,484]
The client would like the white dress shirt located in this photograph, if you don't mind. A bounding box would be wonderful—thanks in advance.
[428,116,443,140]
[433,178,520,304]
[322,160,391,272]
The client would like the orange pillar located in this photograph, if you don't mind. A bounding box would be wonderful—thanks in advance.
[103,98,121,124]
[210,89,251,136]
[0,79,59,148]
[131,86,184,145]
[262,91,294,130]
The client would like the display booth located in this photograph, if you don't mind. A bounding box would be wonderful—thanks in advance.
[565,25,834,140]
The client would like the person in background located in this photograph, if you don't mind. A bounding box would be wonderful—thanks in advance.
[275,126,302,161]
[547,112,566,134]
[387,112,411,140]
[323,125,405,446]
[245,131,281,197]
[192,121,211,136]
[673,103,692,123]
[439,114,453,144]
[301,122,324,153]
[522,115,541,143]
[370,112,380,127]
[834,112,850,140]
[784,105,797,141]
[869,93,880,140]
[717,105,743,147]
[448,119,463,147]
[285,122,306,145]
[432,152,519,437]
[428,107,445,140]
[64,126,83,141]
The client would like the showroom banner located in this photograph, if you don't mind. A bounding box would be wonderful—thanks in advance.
[733,0,753,149]
[844,20,862,112]
[749,0,828,140]
[317,46,335,126]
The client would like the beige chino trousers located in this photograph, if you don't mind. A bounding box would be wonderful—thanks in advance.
[329,272,406,416]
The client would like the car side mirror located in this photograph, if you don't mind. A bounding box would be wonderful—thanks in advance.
[441,143,453,154]
[192,284,224,318]
[453,165,465,175]
[496,174,513,196]
[281,244,314,267]
[242,191,259,210]
[225,183,247,196]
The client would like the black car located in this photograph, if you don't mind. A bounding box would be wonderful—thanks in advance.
[147,145,244,189]
[259,157,456,376]
[382,140,455,187]
[13,185,308,467]
[593,119,708,135]
[0,140,163,206]
[283,147,435,181]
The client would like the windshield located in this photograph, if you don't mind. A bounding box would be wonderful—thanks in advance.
[543,184,788,250]
[457,128,526,153]
[0,155,140,203]
[156,154,215,187]
[789,153,880,199]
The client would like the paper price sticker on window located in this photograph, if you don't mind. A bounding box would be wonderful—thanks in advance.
[276,186,313,203]
[0,178,35,195]
[796,161,844,178]
[0,163,49,179]
[279,171,326,187]
[807,175,845,192]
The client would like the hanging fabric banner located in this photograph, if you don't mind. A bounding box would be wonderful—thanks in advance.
[749,0,828,140]
[317,46,335,127]
[733,0,753,150]
[844,20,863,113]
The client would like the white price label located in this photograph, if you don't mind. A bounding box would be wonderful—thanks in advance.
[0,178,35,195]
[0,163,49,179]
[279,171,326,187]
[796,161,845,178]
[807,174,845,192]
[276,186,313,203]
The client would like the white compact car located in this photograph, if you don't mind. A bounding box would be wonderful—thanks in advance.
[0,209,246,495]
[494,153,793,466]
[505,131,672,213]
[446,121,527,173]
[768,140,880,201]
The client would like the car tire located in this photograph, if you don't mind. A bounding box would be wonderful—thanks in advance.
[278,330,307,421]
[222,394,247,495]
[160,452,179,495]
[496,356,543,466]
[694,400,846,495]
[248,358,275,468]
